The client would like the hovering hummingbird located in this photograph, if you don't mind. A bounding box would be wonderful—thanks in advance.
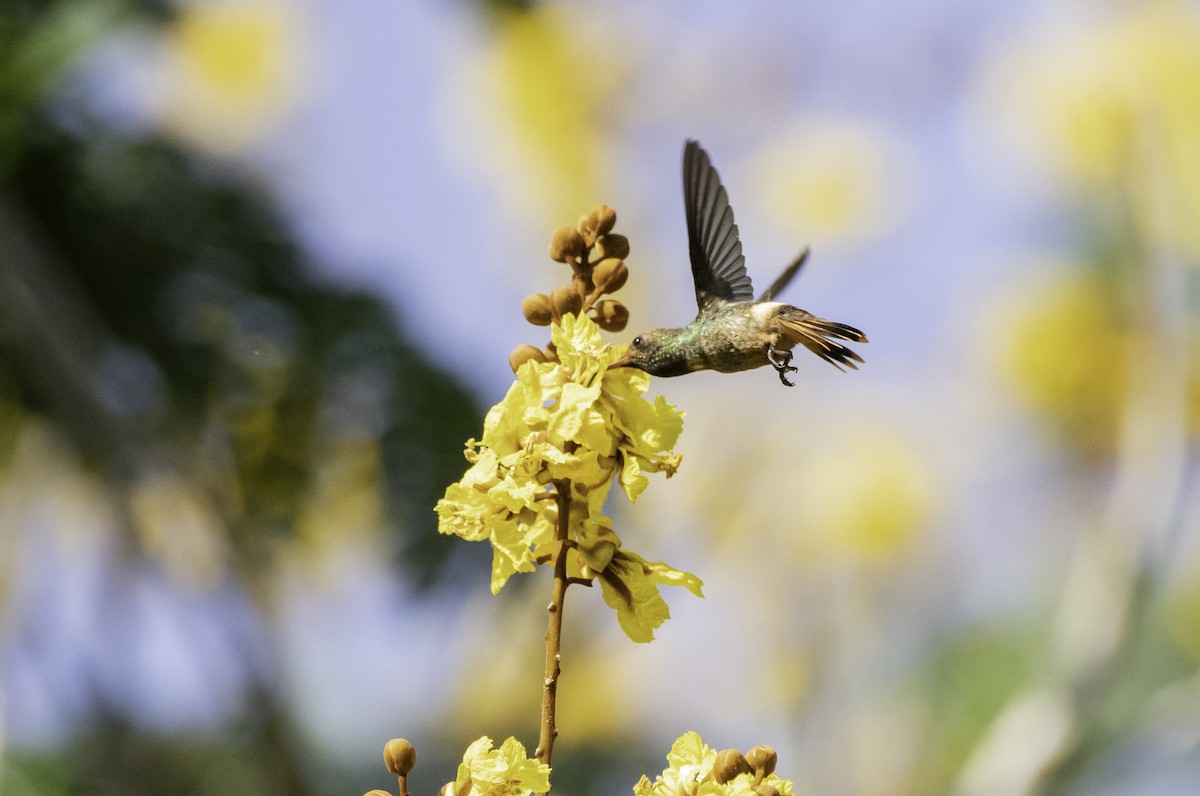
[612,140,867,386]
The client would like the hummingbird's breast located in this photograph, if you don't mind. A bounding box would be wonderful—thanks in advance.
[696,303,779,373]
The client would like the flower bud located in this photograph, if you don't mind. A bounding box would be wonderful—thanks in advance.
[509,344,547,373]
[744,745,777,777]
[593,299,629,332]
[582,204,617,237]
[753,786,780,796]
[542,342,559,363]
[364,791,392,796]
[594,233,630,261]
[384,738,416,776]
[522,293,554,326]
[550,284,582,319]
[592,258,629,294]
[713,749,752,784]
[549,225,585,262]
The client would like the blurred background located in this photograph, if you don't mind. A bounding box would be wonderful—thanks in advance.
[2,0,1199,794]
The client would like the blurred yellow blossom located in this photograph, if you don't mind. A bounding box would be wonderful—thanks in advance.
[446,5,623,223]
[294,437,386,564]
[129,471,226,586]
[1163,561,1200,662]
[672,409,930,571]
[979,1,1200,259]
[797,429,932,566]
[1000,271,1132,456]
[435,313,696,641]
[1189,332,1200,438]
[159,0,304,155]
[749,120,908,247]
[446,610,544,734]
[441,736,550,796]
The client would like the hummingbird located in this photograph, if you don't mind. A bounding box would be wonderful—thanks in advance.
[612,140,867,386]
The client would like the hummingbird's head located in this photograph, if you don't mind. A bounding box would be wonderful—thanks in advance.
[610,329,691,377]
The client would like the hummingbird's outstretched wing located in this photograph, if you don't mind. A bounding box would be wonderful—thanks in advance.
[757,247,810,302]
[684,140,754,310]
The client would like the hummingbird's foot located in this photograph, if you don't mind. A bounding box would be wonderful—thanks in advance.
[767,345,798,387]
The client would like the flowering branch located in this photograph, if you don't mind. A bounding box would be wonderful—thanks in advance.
[536,478,573,769]
[363,204,794,796]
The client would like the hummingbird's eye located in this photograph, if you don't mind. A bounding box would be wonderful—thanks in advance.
[632,335,643,348]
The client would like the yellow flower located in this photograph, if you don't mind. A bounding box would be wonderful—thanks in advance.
[633,731,715,796]
[594,550,703,643]
[442,736,550,796]
[435,314,696,640]
[633,732,795,796]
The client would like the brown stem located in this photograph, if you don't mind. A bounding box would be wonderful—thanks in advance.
[581,283,607,315]
[397,774,409,796]
[535,479,573,778]
[572,248,598,315]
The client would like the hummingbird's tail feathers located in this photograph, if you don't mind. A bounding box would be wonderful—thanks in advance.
[778,313,867,371]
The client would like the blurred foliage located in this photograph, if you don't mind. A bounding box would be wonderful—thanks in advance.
[7,0,489,550]
[478,0,540,13]
[4,114,481,582]
[909,623,1043,791]
[0,1,122,174]
[2,706,304,796]
[1,2,483,794]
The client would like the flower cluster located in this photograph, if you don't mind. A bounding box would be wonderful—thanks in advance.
[437,312,699,641]
[509,203,632,372]
[634,732,794,796]
[439,737,550,796]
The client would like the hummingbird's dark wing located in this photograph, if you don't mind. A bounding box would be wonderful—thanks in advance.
[757,247,810,302]
[684,140,754,310]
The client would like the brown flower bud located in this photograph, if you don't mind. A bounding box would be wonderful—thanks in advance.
[593,299,629,332]
[384,738,416,776]
[753,786,780,796]
[549,225,585,262]
[745,745,777,777]
[522,293,554,326]
[713,749,753,784]
[550,284,582,319]
[592,257,629,294]
[509,344,547,373]
[582,204,617,237]
[542,342,559,363]
[364,791,393,796]
[594,233,630,261]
